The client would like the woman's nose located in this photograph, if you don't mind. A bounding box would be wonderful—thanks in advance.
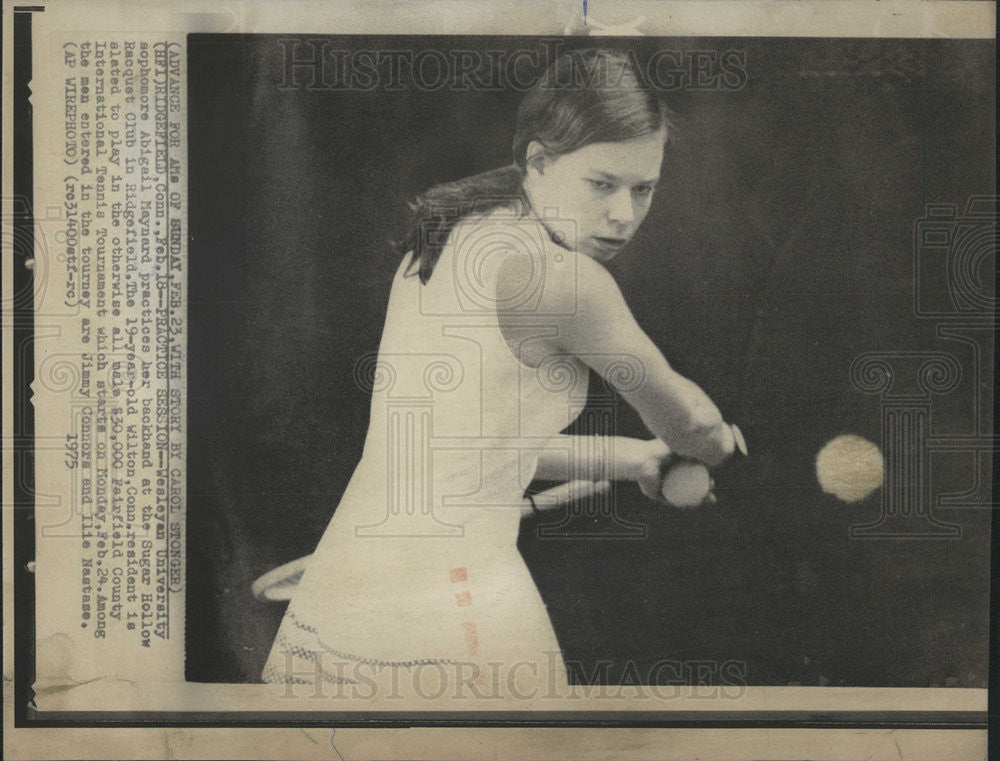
[607,189,634,225]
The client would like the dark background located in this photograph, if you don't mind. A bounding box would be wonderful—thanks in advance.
[186,35,994,687]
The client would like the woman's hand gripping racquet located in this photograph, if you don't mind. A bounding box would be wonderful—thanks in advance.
[637,424,747,509]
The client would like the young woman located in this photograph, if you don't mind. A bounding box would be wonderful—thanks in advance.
[262,48,736,700]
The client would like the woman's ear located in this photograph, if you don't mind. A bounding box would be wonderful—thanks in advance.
[525,140,547,177]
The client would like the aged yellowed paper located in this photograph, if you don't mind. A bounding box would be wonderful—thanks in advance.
[3,1,994,759]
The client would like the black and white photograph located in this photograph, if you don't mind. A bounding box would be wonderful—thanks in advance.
[4,1,995,759]
[185,34,993,696]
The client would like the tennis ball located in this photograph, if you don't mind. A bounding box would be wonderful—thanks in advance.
[816,434,883,502]
[661,461,712,509]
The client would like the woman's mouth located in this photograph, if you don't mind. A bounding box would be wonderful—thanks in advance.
[592,236,628,253]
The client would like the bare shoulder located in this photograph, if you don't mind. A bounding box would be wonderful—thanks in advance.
[497,238,621,319]
[496,236,639,366]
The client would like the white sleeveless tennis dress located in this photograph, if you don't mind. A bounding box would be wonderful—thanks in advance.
[261,205,589,699]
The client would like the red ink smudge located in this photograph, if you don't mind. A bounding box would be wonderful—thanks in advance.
[462,621,479,655]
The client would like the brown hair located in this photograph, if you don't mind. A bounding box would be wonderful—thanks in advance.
[400,48,677,283]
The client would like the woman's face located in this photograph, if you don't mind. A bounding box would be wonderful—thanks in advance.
[524,130,666,262]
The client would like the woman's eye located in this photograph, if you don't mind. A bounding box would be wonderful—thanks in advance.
[633,185,654,197]
[588,179,614,192]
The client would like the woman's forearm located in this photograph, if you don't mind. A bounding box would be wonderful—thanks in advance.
[631,371,734,467]
[543,254,735,469]
[532,435,656,482]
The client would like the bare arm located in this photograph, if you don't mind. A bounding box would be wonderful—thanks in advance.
[545,254,734,466]
[532,434,663,482]
[516,479,613,519]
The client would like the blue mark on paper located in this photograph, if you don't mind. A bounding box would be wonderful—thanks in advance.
[583,0,588,25]
[330,728,346,761]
